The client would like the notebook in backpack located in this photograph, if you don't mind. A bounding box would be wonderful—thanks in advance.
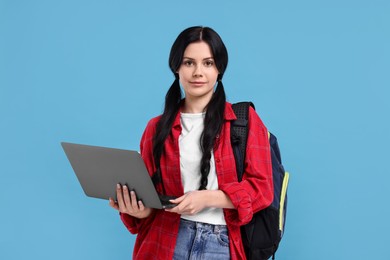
[231,102,289,260]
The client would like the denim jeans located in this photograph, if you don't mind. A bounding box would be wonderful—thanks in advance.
[173,218,230,260]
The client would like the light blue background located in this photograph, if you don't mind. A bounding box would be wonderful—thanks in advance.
[1,0,389,259]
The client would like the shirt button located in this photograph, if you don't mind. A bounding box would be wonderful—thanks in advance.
[216,134,220,139]
[216,158,221,163]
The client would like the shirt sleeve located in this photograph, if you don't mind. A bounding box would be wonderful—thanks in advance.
[219,106,274,226]
[120,210,157,234]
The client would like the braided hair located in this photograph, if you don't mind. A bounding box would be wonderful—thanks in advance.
[153,26,228,191]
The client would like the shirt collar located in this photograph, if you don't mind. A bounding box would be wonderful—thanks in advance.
[224,102,237,121]
[173,102,237,129]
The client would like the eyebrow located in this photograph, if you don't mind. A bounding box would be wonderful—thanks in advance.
[182,57,214,60]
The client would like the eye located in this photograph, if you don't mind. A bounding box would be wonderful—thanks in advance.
[183,60,194,67]
[204,60,214,67]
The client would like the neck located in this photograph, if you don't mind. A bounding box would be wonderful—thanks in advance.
[182,95,212,113]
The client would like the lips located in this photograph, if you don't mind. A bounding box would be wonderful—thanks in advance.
[190,81,207,86]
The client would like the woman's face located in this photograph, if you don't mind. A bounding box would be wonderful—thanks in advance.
[177,41,219,104]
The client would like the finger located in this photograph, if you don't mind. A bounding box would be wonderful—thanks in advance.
[130,191,139,209]
[138,200,145,211]
[165,204,181,213]
[122,185,132,210]
[109,197,119,210]
[116,184,126,211]
[170,194,185,204]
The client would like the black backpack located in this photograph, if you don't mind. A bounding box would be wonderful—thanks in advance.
[231,102,289,260]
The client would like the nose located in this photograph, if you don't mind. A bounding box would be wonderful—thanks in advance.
[193,64,203,77]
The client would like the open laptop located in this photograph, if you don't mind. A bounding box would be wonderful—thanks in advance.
[61,142,176,209]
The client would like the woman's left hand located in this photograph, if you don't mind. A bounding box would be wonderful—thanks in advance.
[165,190,209,215]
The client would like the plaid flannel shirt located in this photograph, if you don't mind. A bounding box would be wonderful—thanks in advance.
[120,102,273,260]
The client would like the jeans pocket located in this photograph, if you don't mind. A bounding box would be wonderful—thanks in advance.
[217,229,230,247]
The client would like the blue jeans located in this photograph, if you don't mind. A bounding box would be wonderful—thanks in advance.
[173,218,230,260]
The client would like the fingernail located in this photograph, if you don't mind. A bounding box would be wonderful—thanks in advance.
[123,185,127,190]
[117,184,120,189]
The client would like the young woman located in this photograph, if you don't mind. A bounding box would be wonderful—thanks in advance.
[109,26,273,259]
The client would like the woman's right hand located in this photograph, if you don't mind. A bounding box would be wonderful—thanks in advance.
[109,184,153,219]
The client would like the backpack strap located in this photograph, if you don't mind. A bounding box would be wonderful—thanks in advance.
[231,102,255,181]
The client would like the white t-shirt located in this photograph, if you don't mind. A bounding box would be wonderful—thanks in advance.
[178,112,226,225]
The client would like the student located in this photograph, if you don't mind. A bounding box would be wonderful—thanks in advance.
[109,26,273,259]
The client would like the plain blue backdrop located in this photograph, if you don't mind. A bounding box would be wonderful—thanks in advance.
[1,0,389,259]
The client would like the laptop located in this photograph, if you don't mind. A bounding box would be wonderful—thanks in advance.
[61,142,176,209]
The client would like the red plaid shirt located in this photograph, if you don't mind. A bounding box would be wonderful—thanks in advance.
[121,102,273,259]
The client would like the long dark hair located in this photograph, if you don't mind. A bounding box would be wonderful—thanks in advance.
[153,26,228,191]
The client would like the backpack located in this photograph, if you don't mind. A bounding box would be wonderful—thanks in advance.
[231,102,289,260]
